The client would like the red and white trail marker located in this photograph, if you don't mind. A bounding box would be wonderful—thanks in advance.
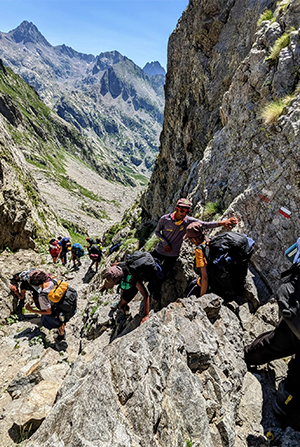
[258,188,272,203]
[279,207,291,218]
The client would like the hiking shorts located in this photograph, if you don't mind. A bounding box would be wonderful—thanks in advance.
[152,250,178,274]
[41,315,61,330]
[186,279,201,298]
[121,285,138,303]
[60,250,68,264]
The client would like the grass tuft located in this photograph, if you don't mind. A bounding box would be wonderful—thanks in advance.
[202,202,223,219]
[143,234,159,252]
[261,99,286,123]
[266,29,295,61]
[257,10,275,27]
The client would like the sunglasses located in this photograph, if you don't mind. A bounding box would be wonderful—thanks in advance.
[176,207,190,214]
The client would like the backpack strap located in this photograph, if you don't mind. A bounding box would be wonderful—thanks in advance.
[281,262,300,279]
[197,242,210,262]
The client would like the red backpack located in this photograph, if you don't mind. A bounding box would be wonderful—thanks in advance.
[49,241,60,257]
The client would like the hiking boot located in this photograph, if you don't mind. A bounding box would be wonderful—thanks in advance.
[273,381,293,417]
[56,331,66,342]
[123,304,131,316]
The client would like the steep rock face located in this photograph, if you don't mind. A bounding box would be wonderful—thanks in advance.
[142,0,300,290]
[0,117,62,252]
[26,298,261,447]
[143,0,275,215]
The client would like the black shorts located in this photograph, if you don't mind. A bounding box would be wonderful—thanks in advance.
[121,285,138,303]
[60,250,68,262]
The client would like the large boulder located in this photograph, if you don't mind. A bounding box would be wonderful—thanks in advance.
[27,297,253,447]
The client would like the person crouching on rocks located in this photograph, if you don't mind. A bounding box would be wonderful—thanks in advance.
[9,269,56,312]
[100,264,150,324]
[10,269,41,312]
[25,271,66,340]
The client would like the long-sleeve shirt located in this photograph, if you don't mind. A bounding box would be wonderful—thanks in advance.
[154,214,219,257]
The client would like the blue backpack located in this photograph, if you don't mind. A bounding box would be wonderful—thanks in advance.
[109,241,122,254]
[285,238,300,264]
[72,243,84,258]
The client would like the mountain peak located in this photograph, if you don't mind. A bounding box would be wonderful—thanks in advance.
[94,51,125,71]
[143,61,166,76]
[8,21,51,47]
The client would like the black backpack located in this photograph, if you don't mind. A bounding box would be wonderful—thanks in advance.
[200,232,255,299]
[88,243,101,261]
[61,237,70,249]
[125,251,157,282]
[89,244,102,256]
[277,262,300,340]
[51,282,78,323]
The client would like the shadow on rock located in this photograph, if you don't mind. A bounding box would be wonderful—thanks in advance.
[49,339,68,352]
[19,313,42,324]
[13,326,42,340]
[247,365,300,444]
[8,419,43,443]
[109,311,142,343]
[259,367,280,429]
[82,270,97,283]
[246,434,269,447]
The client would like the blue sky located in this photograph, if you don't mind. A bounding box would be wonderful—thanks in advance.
[0,0,189,69]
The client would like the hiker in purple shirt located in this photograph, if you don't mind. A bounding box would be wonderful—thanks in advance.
[153,198,238,274]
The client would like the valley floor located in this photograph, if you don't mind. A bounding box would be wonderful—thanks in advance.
[32,153,144,237]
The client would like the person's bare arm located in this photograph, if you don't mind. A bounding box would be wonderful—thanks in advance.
[218,216,239,229]
[25,303,51,315]
[136,281,150,324]
[200,266,208,297]
[10,285,25,300]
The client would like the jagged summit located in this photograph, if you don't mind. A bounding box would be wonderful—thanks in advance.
[8,20,51,47]
[93,50,125,72]
[143,61,166,76]
[55,43,95,63]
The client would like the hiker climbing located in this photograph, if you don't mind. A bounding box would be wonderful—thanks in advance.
[100,251,158,324]
[58,236,71,266]
[153,198,238,275]
[71,242,85,269]
[26,271,77,341]
[10,269,42,312]
[49,238,60,264]
[245,257,300,431]
[87,237,102,272]
[185,223,255,301]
